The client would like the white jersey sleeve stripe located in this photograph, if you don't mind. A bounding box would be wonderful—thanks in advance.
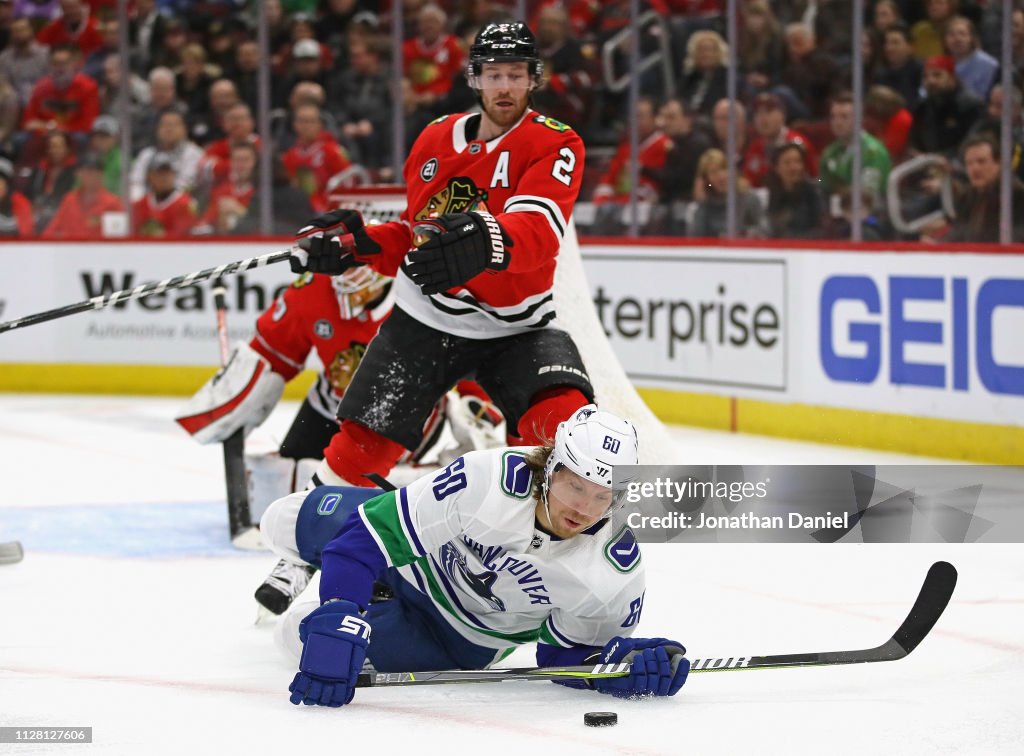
[502,195,567,239]
[544,615,577,648]
[398,488,428,556]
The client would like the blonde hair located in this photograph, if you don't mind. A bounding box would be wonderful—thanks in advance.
[684,30,729,74]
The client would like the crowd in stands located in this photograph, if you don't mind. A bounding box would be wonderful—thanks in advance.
[0,0,1021,243]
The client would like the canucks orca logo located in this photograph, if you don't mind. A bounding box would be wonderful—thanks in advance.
[438,542,506,611]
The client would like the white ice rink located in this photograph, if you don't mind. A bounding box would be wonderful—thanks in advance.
[1,394,1021,755]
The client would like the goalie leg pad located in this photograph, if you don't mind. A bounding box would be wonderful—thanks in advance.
[322,420,407,488]
[175,341,285,444]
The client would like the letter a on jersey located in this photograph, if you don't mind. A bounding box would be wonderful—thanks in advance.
[490,151,510,188]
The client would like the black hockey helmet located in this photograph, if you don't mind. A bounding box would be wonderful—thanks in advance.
[468,22,544,82]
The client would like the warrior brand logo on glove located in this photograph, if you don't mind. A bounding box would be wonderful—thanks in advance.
[476,211,507,268]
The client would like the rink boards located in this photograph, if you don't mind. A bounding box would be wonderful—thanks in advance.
[0,239,1022,462]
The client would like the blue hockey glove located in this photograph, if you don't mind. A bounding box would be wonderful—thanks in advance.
[288,599,370,707]
[591,636,689,698]
[405,211,511,294]
[291,209,380,275]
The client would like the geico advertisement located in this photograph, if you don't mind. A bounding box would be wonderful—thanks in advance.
[0,243,295,364]
[580,248,786,391]
[805,252,1024,425]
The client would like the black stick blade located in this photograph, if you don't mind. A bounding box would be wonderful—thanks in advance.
[890,560,957,657]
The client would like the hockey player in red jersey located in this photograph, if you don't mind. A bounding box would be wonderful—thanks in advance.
[288,21,594,492]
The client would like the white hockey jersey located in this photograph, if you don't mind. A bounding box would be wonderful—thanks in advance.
[355,447,646,653]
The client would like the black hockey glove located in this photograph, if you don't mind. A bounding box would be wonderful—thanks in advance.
[290,209,381,275]
[405,211,512,295]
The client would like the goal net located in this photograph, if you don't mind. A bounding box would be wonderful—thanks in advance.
[328,187,680,464]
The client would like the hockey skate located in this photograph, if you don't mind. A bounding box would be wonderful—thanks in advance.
[255,558,317,615]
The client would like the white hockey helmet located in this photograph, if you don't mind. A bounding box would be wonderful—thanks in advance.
[543,404,639,512]
[332,266,389,319]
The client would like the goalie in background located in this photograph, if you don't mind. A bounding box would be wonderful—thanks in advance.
[174,268,506,607]
[263,405,690,708]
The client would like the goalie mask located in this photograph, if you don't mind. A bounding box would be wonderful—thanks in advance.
[466,22,544,91]
[542,405,639,516]
[332,266,389,319]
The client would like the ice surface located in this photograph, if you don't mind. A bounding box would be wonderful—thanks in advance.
[0,395,1021,755]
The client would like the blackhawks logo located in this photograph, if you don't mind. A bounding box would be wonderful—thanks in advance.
[327,343,367,393]
[532,115,571,133]
[414,177,489,221]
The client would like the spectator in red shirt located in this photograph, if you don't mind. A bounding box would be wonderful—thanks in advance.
[282,102,352,213]
[864,84,913,165]
[195,141,257,235]
[25,129,77,233]
[132,152,199,238]
[36,0,103,59]
[0,157,34,237]
[21,44,99,140]
[403,3,465,115]
[42,152,124,239]
[741,92,818,187]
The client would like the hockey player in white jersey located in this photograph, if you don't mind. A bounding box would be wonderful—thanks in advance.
[260,405,690,707]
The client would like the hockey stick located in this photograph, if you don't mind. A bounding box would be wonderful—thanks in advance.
[355,560,957,688]
[0,249,292,335]
[211,280,261,549]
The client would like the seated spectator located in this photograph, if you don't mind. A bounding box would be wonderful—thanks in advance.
[909,55,984,158]
[194,141,257,235]
[273,37,330,109]
[766,142,823,239]
[328,34,390,169]
[132,66,187,153]
[875,24,923,110]
[813,0,855,68]
[231,39,261,115]
[741,92,817,188]
[677,29,730,117]
[778,22,843,122]
[0,156,34,237]
[273,79,326,152]
[820,93,892,210]
[282,102,352,212]
[871,0,904,36]
[131,109,203,201]
[41,152,124,239]
[198,102,260,188]
[150,16,189,71]
[690,147,767,238]
[0,17,49,107]
[87,115,121,194]
[128,0,169,73]
[190,77,239,146]
[738,0,785,97]
[233,157,315,235]
[944,15,997,102]
[911,0,957,61]
[132,152,198,238]
[652,97,712,204]
[97,53,149,118]
[83,17,119,83]
[36,0,103,59]
[590,96,672,234]
[532,4,593,132]
[403,3,465,118]
[176,43,218,122]
[21,44,99,141]
[864,85,913,165]
[709,98,748,163]
[944,136,1024,243]
[25,129,77,232]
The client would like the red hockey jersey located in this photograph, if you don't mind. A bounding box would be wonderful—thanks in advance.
[363,109,585,339]
[132,190,198,238]
[251,273,393,420]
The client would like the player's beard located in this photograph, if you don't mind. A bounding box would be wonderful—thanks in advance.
[481,89,529,133]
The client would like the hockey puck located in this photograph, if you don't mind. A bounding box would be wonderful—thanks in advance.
[584,711,617,727]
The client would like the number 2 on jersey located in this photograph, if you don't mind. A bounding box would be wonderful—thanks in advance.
[551,147,576,186]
